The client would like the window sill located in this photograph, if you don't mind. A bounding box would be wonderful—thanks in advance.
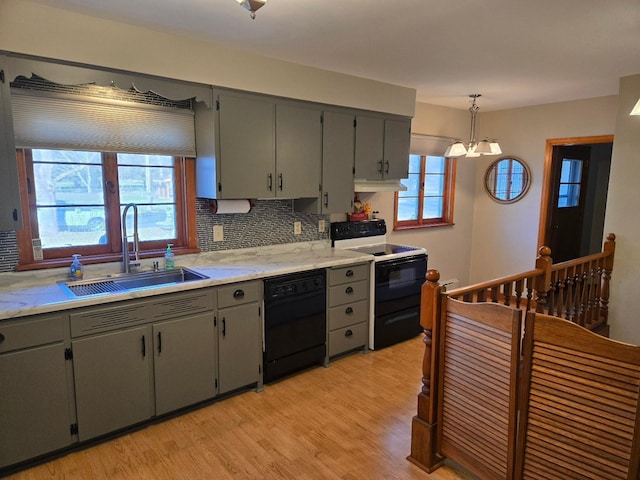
[393,222,455,231]
[15,247,200,272]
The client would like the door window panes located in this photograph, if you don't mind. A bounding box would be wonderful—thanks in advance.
[558,159,582,208]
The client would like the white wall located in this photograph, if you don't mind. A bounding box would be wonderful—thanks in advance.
[0,0,416,117]
[603,74,640,345]
[469,96,618,283]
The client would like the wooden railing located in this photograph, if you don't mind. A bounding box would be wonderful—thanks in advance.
[407,234,616,474]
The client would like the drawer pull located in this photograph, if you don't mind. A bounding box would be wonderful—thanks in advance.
[345,269,354,277]
[345,307,353,314]
[233,289,245,299]
[345,329,353,337]
[345,286,354,294]
[0,332,4,344]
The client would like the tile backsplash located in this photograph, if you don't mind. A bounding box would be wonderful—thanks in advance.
[0,199,330,272]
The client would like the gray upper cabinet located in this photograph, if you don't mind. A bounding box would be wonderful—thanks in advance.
[196,91,275,199]
[354,114,411,181]
[275,103,322,198]
[196,91,322,200]
[0,56,23,231]
[295,110,355,214]
[217,92,275,199]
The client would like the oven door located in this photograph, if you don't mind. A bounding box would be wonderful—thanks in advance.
[375,255,427,305]
[374,254,427,349]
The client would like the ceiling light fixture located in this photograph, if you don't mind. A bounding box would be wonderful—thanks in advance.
[236,0,268,19]
[630,97,640,116]
[444,94,502,158]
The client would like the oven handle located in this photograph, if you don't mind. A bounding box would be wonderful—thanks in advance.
[376,255,426,271]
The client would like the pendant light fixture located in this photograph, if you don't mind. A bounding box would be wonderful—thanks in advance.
[444,94,502,158]
[236,0,268,19]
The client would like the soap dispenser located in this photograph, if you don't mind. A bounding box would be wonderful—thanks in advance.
[164,244,175,270]
[70,254,84,280]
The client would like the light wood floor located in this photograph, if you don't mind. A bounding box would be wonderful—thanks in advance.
[7,336,474,480]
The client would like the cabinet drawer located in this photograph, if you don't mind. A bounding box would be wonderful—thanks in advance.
[328,300,368,331]
[329,279,368,306]
[328,263,369,286]
[328,322,367,357]
[0,315,65,353]
[217,281,262,308]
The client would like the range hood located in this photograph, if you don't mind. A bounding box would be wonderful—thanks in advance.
[354,179,408,192]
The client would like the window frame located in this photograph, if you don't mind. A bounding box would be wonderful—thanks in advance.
[393,154,456,230]
[15,148,198,270]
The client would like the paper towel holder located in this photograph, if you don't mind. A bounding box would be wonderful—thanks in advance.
[208,199,253,214]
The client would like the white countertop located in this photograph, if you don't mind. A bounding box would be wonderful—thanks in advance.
[0,241,373,322]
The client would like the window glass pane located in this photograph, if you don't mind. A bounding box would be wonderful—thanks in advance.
[423,197,443,219]
[558,184,580,208]
[425,156,445,174]
[32,149,106,248]
[118,153,175,167]
[408,154,421,174]
[117,154,177,241]
[424,174,444,196]
[121,204,175,242]
[399,173,420,197]
[560,159,582,183]
[397,197,419,221]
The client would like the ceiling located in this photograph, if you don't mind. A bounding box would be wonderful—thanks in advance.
[27,0,640,111]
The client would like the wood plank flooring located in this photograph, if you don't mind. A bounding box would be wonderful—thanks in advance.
[6,336,474,480]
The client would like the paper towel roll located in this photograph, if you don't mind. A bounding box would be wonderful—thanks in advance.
[211,199,251,214]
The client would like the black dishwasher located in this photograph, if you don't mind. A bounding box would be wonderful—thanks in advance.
[263,270,326,383]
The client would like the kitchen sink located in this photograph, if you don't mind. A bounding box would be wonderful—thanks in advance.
[60,267,209,297]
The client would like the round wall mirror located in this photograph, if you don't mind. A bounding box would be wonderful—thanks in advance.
[484,156,531,203]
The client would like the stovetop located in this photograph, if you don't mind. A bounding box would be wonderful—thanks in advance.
[331,220,427,261]
[347,243,424,256]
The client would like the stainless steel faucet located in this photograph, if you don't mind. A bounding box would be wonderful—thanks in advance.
[122,203,141,273]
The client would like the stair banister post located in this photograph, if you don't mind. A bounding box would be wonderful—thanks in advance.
[534,246,553,313]
[408,268,444,472]
[600,233,616,321]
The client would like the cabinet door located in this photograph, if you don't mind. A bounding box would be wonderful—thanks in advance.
[153,313,216,416]
[0,343,72,468]
[0,57,23,230]
[218,92,275,198]
[218,303,261,394]
[72,326,153,441]
[322,111,355,213]
[354,115,384,180]
[383,118,411,180]
[275,103,322,198]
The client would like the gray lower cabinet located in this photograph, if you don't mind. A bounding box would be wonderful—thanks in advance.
[217,281,263,394]
[0,314,73,468]
[72,325,153,441]
[153,312,217,415]
[327,263,370,359]
[70,289,217,441]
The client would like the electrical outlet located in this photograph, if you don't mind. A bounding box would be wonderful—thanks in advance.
[213,225,224,242]
[318,219,326,232]
[294,221,302,235]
